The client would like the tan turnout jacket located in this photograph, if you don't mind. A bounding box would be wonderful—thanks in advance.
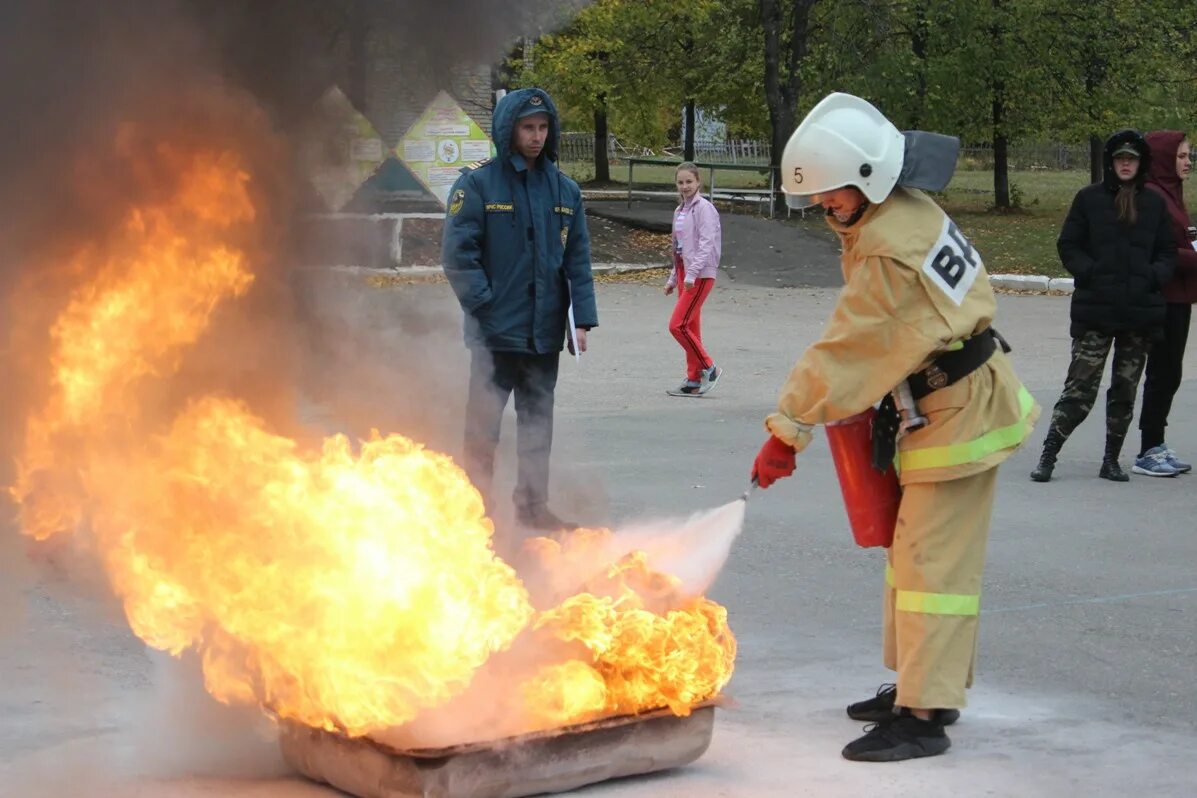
[766,187,1040,484]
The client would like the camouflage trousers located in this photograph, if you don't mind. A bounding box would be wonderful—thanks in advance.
[1047,329,1152,440]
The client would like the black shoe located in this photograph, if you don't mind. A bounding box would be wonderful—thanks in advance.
[1099,459,1129,482]
[1029,456,1054,482]
[516,505,578,531]
[846,683,960,726]
[842,709,951,762]
[1030,428,1066,482]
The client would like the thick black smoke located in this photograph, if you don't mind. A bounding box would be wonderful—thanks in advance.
[0,0,587,473]
[0,2,589,783]
[0,0,590,669]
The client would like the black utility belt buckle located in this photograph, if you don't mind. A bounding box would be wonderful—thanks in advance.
[924,364,949,391]
[908,328,1003,400]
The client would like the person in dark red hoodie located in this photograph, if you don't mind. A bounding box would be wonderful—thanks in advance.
[1136,130,1197,475]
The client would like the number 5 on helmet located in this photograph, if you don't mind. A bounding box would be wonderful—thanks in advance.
[779,93,905,211]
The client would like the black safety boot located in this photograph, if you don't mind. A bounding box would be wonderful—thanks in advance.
[842,708,951,762]
[846,684,959,726]
[1030,428,1066,482]
[1099,434,1130,482]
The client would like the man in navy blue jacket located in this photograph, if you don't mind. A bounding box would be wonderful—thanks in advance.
[442,87,598,530]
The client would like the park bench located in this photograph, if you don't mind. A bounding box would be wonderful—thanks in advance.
[624,157,777,218]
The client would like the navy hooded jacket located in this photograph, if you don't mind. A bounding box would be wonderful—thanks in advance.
[442,88,598,353]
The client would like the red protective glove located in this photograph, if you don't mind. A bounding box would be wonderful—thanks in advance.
[752,435,796,488]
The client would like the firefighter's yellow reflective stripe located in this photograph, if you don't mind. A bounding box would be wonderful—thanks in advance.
[885,565,979,616]
[899,590,980,615]
[899,385,1035,472]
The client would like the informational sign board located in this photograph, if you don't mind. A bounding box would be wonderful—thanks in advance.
[299,86,388,212]
[396,91,494,207]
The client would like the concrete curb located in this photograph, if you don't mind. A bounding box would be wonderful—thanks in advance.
[318,263,669,278]
[327,263,1074,294]
[989,274,1074,294]
[590,263,669,274]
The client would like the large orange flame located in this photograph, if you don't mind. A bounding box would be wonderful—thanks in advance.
[11,142,735,741]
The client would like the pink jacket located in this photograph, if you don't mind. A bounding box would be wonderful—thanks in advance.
[666,193,722,287]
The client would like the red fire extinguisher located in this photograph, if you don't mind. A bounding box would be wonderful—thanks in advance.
[825,408,901,548]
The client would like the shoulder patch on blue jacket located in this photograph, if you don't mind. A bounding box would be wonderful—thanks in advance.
[459,158,493,175]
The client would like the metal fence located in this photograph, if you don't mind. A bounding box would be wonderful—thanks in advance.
[559,132,1092,171]
[661,139,771,164]
[558,132,651,162]
[559,133,770,164]
[959,143,1090,171]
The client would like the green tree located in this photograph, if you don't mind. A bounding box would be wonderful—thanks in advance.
[1027,0,1194,183]
[806,0,1050,208]
[759,0,819,210]
[512,0,770,179]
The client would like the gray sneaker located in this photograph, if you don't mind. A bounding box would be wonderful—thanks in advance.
[1163,446,1192,474]
[666,379,702,397]
[700,364,722,394]
[1133,446,1179,477]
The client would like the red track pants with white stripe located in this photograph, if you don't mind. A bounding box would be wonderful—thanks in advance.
[668,259,714,381]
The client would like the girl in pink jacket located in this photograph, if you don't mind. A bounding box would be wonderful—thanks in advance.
[665,162,723,396]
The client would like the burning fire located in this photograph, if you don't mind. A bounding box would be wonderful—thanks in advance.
[10,142,735,740]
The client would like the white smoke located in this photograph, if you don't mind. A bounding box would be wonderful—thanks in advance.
[567,500,748,601]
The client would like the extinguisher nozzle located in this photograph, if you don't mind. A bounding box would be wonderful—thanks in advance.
[740,477,759,502]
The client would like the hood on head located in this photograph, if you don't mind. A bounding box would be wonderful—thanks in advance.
[1145,129,1187,188]
[1102,129,1151,191]
[493,87,560,164]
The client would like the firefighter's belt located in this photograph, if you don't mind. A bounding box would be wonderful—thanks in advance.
[907,328,1011,400]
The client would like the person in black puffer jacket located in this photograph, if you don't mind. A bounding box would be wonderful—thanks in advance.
[1030,129,1176,483]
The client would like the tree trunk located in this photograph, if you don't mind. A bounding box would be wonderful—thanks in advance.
[684,98,696,162]
[993,129,1010,210]
[990,0,1008,209]
[910,1,929,128]
[1084,64,1103,184]
[760,0,818,212]
[594,98,610,183]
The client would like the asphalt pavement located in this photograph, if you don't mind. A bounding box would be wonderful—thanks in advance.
[3,271,1195,797]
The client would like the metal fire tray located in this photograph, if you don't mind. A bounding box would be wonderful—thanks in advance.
[279,704,716,798]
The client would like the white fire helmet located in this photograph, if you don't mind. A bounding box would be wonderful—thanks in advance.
[780,92,905,209]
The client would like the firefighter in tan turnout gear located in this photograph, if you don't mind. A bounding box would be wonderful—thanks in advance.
[749,93,1040,762]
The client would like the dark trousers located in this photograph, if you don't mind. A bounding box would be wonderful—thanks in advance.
[1047,329,1151,443]
[1139,303,1193,455]
[463,348,560,511]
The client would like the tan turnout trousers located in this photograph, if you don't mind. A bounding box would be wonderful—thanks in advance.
[882,467,998,709]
